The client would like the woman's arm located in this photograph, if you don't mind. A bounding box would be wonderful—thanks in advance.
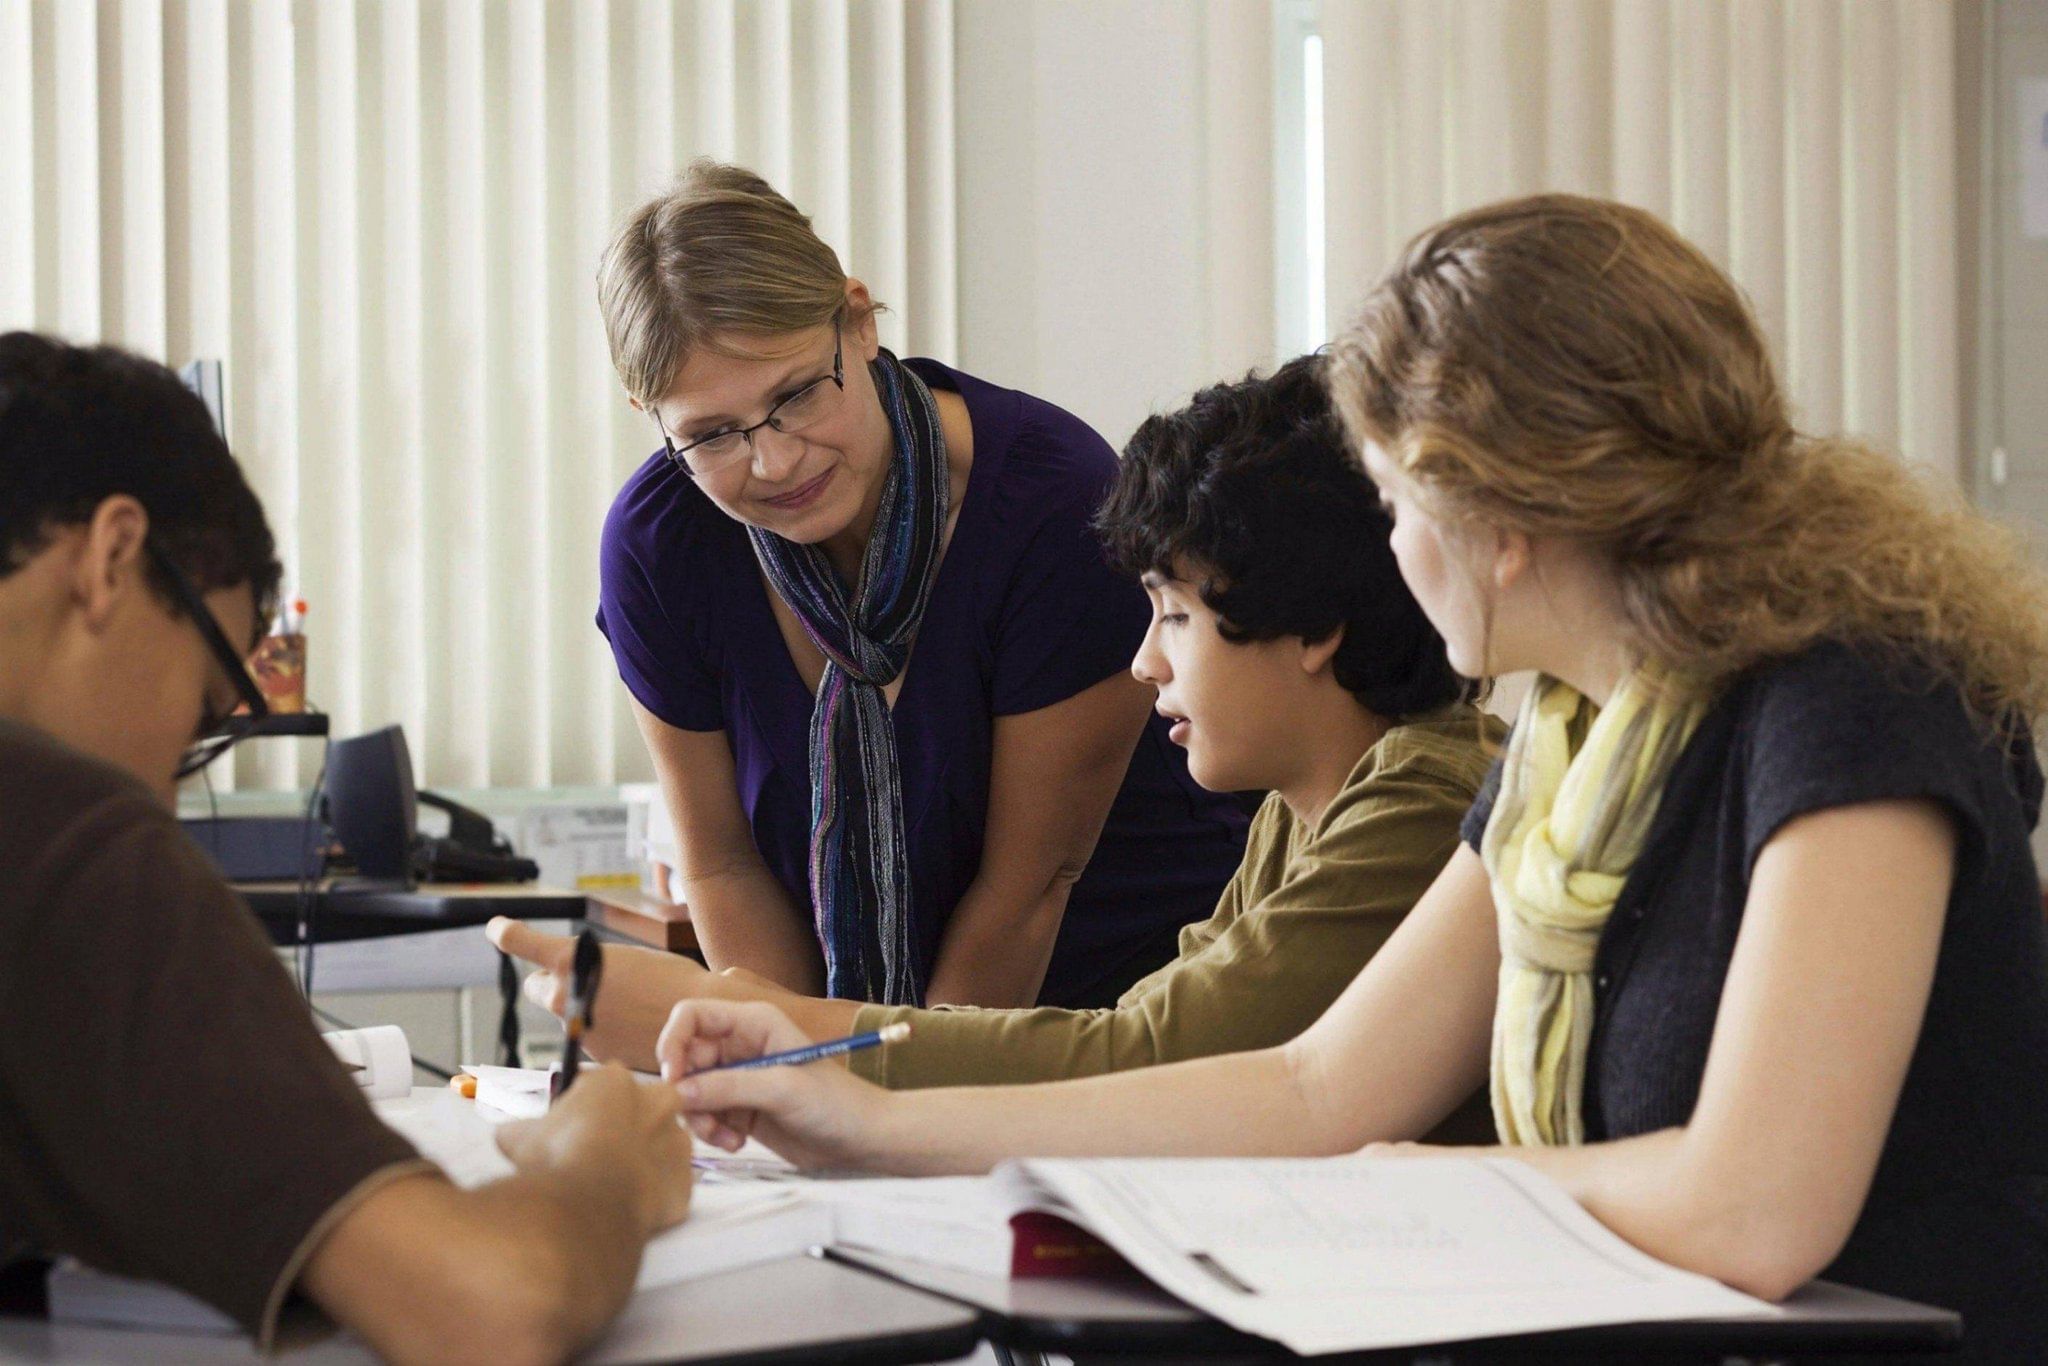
[1478,798,1955,1301]
[633,700,826,994]
[923,671,1153,1006]
[664,845,1502,1173]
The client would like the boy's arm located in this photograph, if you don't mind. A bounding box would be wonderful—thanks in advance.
[854,760,1471,1089]
[301,1066,692,1366]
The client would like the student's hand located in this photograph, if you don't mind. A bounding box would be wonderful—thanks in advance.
[496,1063,696,1235]
[659,999,890,1171]
[487,917,710,1073]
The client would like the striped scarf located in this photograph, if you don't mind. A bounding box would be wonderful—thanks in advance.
[748,349,950,1005]
[1480,666,1714,1145]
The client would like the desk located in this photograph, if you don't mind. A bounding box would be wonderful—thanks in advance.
[239,881,699,955]
[0,1255,979,1365]
[239,880,591,944]
[588,887,699,954]
[831,1249,1961,1364]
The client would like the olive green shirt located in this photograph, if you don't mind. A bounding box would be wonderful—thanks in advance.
[851,705,1503,1089]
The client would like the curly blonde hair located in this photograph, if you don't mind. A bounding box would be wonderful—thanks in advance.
[1327,193,2048,732]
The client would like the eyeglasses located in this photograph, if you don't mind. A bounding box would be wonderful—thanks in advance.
[654,319,846,479]
[146,541,270,780]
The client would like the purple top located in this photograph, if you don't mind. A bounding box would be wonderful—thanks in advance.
[597,359,1247,1007]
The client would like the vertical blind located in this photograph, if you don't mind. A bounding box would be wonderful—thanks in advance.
[0,0,958,791]
[5,0,1969,789]
[1308,0,1961,481]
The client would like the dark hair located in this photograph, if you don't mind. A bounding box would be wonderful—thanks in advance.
[0,332,281,639]
[1096,353,1462,719]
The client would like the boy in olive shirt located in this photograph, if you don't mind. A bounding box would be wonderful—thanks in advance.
[496,357,1503,1087]
[0,335,692,1364]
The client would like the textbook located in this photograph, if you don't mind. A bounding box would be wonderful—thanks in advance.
[813,1176,1124,1280]
[973,1155,1779,1355]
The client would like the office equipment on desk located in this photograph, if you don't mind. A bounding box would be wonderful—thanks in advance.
[517,802,643,893]
[326,726,538,887]
[183,814,324,882]
[325,727,416,883]
[178,716,332,879]
[693,1022,909,1075]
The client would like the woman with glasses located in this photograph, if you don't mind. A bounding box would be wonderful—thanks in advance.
[593,161,1246,1010]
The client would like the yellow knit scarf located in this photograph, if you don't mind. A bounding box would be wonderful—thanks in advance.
[1481,667,1715,1146]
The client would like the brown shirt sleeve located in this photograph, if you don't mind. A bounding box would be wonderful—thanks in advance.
[0,787,423,1340]
[850,738,1483,1090]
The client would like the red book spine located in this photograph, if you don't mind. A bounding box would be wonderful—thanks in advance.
[1008,1212,1131,1279]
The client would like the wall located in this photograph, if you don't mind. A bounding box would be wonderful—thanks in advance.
[953,0,1276,452]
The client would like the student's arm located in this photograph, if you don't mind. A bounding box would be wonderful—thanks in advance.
[300,1066,693,1366]
[858,763,1470,1087]
[658,845,1502,1173]
[923,670,1153,1006]
[634,699,826,995]
[1441,799,1953,1301]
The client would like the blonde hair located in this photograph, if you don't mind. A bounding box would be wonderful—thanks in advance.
[1328,193,2048,731]
[597,159,872,406]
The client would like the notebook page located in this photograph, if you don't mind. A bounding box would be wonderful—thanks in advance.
[1013,1154,1776,1356]
[374,1088,814,1289]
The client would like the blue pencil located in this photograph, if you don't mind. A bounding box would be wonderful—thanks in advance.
[692,1022,910,1074]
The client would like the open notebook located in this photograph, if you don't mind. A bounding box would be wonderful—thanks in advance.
[979,1155,1777,1355]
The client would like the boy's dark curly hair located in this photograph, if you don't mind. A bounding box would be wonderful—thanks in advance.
[1096,354,1462,719]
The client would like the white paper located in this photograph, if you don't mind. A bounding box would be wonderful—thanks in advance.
[1010,1155,1777,1356]
[460,1063,553,1119]
[2023,79,2048,241]
[323,1025,414,1100]
[374,1087,816,1290]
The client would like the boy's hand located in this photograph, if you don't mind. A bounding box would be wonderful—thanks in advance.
[496,1063,695,1235]
[487,917,709,1073]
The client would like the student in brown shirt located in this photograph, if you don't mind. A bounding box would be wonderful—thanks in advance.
[493,357,1501,1096]
[0,333,693,1364]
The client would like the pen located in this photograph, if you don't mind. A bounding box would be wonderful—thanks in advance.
[692,1022,910,1074]
[550,928,604,1101]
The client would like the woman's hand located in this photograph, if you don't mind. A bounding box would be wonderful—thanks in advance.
[658,999,893,1171]
[487,917,711,1074]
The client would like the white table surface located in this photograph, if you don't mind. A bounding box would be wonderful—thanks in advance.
[0,1254,978,1365]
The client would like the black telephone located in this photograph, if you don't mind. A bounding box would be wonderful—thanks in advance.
[326,726,538,885]
[413,792,539,884]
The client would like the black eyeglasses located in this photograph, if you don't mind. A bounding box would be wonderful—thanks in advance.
[654,318,846,479]
[147,541,269,780]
